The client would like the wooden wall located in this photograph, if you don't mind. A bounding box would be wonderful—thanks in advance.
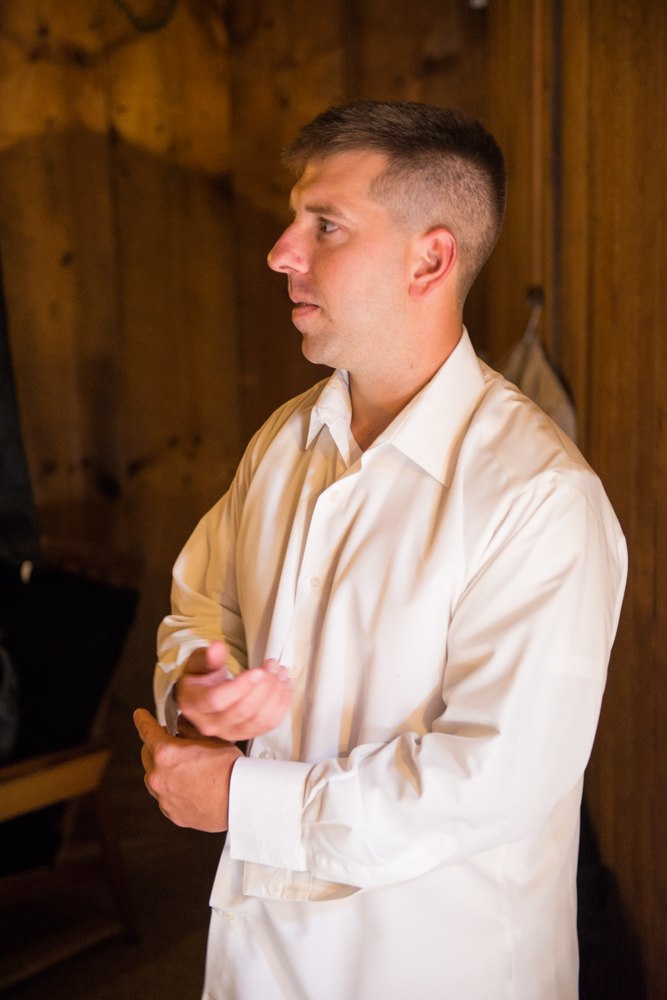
[0,0,665,994]
[483,4,667,993]
[558,2,667,996]
[484,2,667,994]
[0,0,240,710]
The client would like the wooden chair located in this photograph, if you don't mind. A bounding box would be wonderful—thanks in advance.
[0,543,141,989]
[0,743,138,990]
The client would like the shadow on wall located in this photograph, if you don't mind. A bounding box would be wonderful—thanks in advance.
[578,800,647,1000]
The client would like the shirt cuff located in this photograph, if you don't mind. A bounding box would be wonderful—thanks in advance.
[228,756,313,872]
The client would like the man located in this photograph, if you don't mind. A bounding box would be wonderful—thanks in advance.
[135,102,626,1000]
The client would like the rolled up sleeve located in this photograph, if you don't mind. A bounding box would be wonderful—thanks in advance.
[154,477,249,725]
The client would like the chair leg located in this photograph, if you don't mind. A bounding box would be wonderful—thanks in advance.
[55,797,81,863]
[91,788,140,943]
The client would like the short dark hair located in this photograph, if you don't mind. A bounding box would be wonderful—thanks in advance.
[284,101,507,304]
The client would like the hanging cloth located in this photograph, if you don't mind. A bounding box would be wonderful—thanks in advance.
[500,299,578,445]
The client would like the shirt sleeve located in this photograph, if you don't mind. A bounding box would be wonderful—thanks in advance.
[154,468,250,726]
[229,479,627,888]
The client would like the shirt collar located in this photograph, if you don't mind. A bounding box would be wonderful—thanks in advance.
[307,328,486,486]
[382,329,486,486]
[307,369,357,466]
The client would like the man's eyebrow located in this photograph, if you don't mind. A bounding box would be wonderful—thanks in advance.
[305,203,348,218]
[288,201,350,220]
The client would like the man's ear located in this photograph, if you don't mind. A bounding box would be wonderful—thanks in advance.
[409,228,457,299]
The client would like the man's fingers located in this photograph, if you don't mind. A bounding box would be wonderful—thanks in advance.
[184,641,228,676]
[183,665,230,689]
[263,659,291,683]
[175,661,294,740]
[192,666,291,714]
[198,671,293,741]
[224,671,291,723]
[218,686,293,742]
[134,708,168,746]
[178,671,244,718]
[180,667,262,715]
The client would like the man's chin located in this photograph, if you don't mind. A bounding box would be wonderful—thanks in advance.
[301,333,339,369]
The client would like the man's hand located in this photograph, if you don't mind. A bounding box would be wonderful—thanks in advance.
[175,641,293,741]
[134,708,242,831]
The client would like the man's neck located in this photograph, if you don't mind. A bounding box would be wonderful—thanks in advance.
[349,327,463,452]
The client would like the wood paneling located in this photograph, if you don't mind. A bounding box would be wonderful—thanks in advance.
[227,0,344,438]
[559,2,667,995]
[0,127,124,542]
[0,1,242,709]
[111,138,242,707]
[483,0,554,363]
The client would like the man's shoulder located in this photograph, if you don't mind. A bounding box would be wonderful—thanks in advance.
[451,364,626,573]
[464,362,598,501]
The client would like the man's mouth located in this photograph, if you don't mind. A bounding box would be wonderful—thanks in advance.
[291,300,320,315]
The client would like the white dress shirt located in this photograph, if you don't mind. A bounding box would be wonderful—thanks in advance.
[155,330,626,1000]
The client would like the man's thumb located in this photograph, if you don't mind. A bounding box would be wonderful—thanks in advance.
[133,707,166,744]
[205,641,228,672]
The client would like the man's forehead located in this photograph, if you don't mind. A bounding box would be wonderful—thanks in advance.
[289,149,390,211]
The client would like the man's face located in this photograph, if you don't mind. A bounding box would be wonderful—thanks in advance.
[268,151,414,374]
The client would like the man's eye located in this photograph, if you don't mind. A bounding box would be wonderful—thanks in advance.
[319,218,338,233]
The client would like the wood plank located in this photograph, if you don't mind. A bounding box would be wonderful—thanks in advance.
[0,749,110,822]
[0,742,106,783]
[484,0,550,363]
[558,0,591,446]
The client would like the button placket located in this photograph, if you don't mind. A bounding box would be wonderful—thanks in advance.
[294,479,347,601]
[283,469,358,702]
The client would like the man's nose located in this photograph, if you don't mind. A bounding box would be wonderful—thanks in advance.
[267,227,307,273]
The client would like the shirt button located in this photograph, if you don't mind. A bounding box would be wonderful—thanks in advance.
[258,750,274,759]
[224,912,235,921]
[309,576,321,589]
[287,663,301,679]
[330,489,341,502]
